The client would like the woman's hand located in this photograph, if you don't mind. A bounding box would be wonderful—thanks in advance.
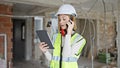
[67,20,74,35]
[39,42,49,53]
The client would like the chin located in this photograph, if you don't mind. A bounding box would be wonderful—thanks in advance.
[60,25,67,29]
[61,27,66,30]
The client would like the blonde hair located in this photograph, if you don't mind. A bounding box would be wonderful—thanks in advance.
[58,14,77,32]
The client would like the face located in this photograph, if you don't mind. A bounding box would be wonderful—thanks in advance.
[58,14,70,29]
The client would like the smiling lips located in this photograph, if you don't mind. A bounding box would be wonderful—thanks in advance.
[60,25,66,28]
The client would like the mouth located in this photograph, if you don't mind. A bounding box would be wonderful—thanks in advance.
[60,25,64,27]
[60,25,66,29]
[60,25,65,27]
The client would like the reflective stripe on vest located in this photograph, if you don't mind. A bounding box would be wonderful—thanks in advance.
[52,56,77,62]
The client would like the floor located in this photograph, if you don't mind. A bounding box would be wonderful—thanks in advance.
[13,57,117,68]
[13,60,47,68]
[78,57,106,68]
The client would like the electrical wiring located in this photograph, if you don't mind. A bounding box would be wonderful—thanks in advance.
[77,3,89,36]
[78,1,99,68]
[81,15,87,35]
[87,17,96,68]
[79,0,98,36]
[87,0,99,13]
[88,19,94,68]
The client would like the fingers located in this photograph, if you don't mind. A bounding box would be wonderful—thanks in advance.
[69,20,73,24]
[41,42,48,47]
[39,42,49,53]
[66,20,74,35]
[67,20,74,26]
[40,42,49,48]
[43,45,49,50]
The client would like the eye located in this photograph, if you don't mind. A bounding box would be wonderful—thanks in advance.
[63,18,66,21]
[58,19,61,22]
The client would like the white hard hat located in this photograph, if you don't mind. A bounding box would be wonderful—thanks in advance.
[56,4,77,17]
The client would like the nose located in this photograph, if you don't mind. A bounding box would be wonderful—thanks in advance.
[59,20,63,24]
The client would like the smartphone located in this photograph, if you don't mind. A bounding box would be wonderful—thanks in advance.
[69,15,73,24]
[66,15,73,27]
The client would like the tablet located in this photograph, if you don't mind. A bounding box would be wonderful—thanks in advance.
[36,30,54,49]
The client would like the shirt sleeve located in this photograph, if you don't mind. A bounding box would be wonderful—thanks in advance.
[62,34,86,57]
[62,34,71,57]
[44,51,52,61]
[71,38,86,56]
[43,33,57,61]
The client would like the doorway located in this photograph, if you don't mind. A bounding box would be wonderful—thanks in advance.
[12,19,26,62]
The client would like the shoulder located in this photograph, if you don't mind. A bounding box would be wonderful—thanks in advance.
[52,33,60,38]
[51,33,61,44]
[52,33,61,40]
[73,33,82,38]
[74,33,86,42]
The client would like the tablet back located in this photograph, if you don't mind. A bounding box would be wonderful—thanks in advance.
[36,30,54,49]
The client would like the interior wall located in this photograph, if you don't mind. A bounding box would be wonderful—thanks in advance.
[0,4,13,68]
[98,19,116,49]
[25,18,33,60]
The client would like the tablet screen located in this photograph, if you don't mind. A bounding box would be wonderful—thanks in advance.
[36,30,54,49]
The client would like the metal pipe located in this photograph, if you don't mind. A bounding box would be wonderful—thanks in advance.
[102,0,109,67]
[116,0,119,67]
[88,19,94,68]
[0,34,7,68]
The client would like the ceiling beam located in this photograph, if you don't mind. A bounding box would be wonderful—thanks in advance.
[1,0,62,7]
[1,0,89,7]
[29,7,57,15]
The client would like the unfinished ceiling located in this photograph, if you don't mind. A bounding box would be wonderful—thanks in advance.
[0,0,118,17]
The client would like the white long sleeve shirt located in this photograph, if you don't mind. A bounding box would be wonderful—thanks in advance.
[44,33,85,61]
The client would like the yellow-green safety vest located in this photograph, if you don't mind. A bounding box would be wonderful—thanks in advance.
[50,33,86,68]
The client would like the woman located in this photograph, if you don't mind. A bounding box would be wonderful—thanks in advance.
[39,4,86,68]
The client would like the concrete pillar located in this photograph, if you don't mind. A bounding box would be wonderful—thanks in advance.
[25,18,33,60]
[34,17,43,60]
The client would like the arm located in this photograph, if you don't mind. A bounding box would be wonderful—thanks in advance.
[71,38,86,56]
[39,33,57,61]
[62,34,86,57]
[39,42,52,61]
[44,51,52,61]
[62,34,71,57]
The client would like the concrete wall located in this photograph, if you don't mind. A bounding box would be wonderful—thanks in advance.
[98,19,116,49]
